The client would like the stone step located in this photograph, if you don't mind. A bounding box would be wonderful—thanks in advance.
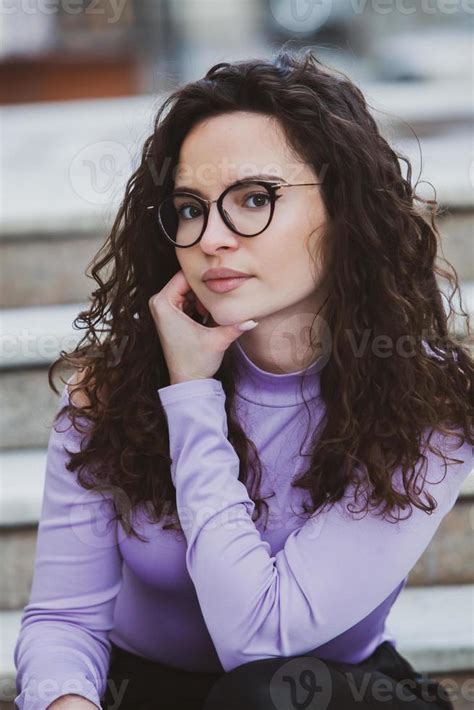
[1,584,472,705]
[2,447,472,530]
[0,446,472,610]
[383,584,474,674]
[1,82,470,244]
[436,211,474,284]
[2,352,474,451]
[0,230,108,309]
[1,285,473,448]
[0,301,89,369]
[0,288,471,426]
[407,495,473,588]
[1,209,472,308]
[0,94,151,309]
[0,87,472,307]
[362,78,473,132]
[0,302,88,450]
[1,281,473,370]
[0,367,72,450]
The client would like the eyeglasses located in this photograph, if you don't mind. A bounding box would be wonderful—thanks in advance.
[146,179,323,248]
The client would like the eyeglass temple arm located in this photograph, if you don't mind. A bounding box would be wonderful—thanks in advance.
[275,182,322,187]
[145,181,322,209]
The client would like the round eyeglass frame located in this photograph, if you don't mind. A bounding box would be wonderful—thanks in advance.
[146,179,323,248]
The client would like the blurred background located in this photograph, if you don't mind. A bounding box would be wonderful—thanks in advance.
[0,2,473,708]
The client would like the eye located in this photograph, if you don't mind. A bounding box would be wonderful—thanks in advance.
[244,192,271,208]
[178,203,203,220]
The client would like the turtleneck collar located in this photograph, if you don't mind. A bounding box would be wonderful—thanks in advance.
[229,339,323,407]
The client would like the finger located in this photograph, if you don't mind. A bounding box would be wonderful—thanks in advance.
[162,270,193,308]
[214,320,259,346]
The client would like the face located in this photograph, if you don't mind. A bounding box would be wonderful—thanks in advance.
[173,111,329,371]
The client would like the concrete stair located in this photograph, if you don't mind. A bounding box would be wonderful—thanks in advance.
[2,206,471,308]
[1,198,471,311]
[1,287,473,448]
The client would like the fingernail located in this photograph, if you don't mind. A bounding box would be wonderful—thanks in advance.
[238,320,259,331]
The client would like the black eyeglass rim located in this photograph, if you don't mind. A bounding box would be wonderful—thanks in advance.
[147,179,321,248]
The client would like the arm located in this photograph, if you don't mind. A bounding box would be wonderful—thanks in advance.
[14,378,123,710]
[158,378,473,672]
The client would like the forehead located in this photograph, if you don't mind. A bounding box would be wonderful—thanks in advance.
[175,111,303,186]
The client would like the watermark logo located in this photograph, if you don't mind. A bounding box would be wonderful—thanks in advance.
[69,140,132,206]
[68,482,131,548]
[268,0,334,34]
[269,655,332,709]
[267,312,332,374]
[266,0,474,29]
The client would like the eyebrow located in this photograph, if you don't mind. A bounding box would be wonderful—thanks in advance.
[173,173,288,197]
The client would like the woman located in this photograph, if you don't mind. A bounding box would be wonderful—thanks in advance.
[14,48,472,710]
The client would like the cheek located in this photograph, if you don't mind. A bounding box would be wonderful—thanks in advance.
[260,232,319,302]
[176,251,188,271]
[176,254,198,288]
[262,227,307,279]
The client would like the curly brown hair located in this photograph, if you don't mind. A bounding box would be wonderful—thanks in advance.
[49,47,473,543]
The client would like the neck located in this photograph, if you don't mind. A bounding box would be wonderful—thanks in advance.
[235,296,329,375]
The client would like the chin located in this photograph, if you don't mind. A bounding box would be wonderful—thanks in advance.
[210,311,250,327]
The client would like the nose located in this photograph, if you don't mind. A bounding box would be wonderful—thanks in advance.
[198,202,240,254]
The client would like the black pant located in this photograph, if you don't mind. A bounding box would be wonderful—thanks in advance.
[100,639,454,710]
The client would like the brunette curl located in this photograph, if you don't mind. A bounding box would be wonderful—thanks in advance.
[49,46,473,542]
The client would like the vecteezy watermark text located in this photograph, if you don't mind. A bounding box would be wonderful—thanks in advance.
[0,0,128,23]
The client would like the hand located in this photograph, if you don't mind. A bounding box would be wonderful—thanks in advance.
[148,270,258,384]
[46,695,99,709]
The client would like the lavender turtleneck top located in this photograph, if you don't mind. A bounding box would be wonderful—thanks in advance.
[14,339,473,709]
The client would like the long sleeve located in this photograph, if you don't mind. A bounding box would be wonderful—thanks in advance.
[158,377,473,673]
[14,381,123,710]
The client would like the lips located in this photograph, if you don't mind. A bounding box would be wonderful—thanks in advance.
[202,268,250,281]
[204,276,252,293]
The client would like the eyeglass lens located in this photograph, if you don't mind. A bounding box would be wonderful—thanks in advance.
[158,181,273,246]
